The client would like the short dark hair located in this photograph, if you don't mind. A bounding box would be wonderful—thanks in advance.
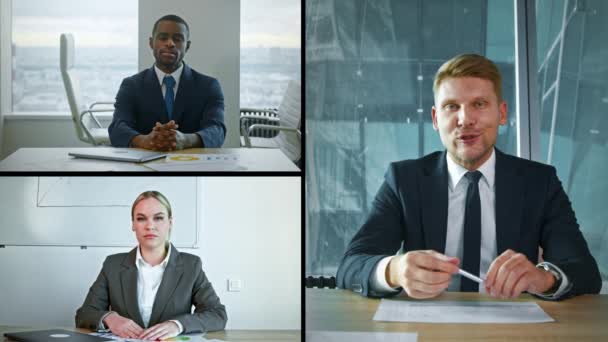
[152,14,190,39]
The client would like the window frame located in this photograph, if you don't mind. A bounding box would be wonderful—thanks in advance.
[515,0,542,161]
[1,0,12,116]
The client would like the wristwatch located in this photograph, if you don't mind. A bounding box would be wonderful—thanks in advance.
[536,262,562,295]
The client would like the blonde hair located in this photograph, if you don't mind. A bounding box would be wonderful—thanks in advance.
[131,190,173,220]
[433,53,503,101]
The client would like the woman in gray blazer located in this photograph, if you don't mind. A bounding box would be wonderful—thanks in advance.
[75,191,227,340]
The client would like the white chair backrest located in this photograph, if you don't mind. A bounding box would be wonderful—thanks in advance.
[60,33,92,143]
[275,80,301,161]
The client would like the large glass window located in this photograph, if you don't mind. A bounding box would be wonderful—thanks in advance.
[306,0,516,275]
[536,0,608,280]
[240,0,301,109]
[11,0,137,113]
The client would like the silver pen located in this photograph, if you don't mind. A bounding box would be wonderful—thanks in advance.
[458,268,484,284]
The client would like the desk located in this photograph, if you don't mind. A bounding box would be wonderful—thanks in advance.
[306,288,608,341]
[0,148,300,172]
[0,326,300,341]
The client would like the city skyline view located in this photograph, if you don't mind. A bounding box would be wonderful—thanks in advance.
[12,45,300,112]
[10,0,301,113]
[13,0,300,48]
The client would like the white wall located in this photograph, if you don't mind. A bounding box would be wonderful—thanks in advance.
[0,177,301,330]
[1,116,103,159]
[139,0,240,148]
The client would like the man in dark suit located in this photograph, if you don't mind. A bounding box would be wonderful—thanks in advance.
[337,54,601,300]
[108,14,225,150]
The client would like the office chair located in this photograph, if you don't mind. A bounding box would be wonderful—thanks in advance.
[241,80,302,164]
[60,33,113,146]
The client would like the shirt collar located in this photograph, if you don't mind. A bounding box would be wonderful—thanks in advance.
[446,148,496,190]
[154,62,184,88]
[136,244,171,269]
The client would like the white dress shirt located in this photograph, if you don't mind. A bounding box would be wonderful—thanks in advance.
[135,246,183,333]
[371,148,569,298]
[154,62,183,100]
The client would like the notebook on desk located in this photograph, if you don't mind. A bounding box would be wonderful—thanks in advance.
[68,148,166,163]
[4,329,111,342]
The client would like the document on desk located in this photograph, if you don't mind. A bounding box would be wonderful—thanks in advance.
[90,332,226,342]
[306,331,417,342]
[145,154,244,171]
[373,299,554,323]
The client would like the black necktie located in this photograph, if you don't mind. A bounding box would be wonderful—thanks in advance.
[462,171,482,292]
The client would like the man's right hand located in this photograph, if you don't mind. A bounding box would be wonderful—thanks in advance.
[103,312,144,339]
[386,250,460,299]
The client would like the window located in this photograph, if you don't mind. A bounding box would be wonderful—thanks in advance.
[536,0,608,280]
[240,0,301,109]
[10,0,137,113]
[306,0,608,284]
[306,0,516,276]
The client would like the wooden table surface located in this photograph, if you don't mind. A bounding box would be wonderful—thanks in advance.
[306,288,608,341]
[0,326,300,341]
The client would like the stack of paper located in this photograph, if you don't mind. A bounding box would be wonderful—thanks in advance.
[90,332,226,342]
[373,299,554,323]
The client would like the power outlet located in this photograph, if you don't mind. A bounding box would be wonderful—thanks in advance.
[227,279,242,292]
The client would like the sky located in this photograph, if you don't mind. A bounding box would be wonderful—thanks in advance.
[12,0,301,48]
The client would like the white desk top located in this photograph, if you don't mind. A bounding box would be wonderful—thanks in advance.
[0,147,300,172]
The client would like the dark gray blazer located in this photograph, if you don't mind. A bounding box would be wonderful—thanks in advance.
[337,149,601,299]
[75,244,227,333]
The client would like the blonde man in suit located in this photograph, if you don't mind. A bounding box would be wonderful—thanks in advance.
[337,54,601,300]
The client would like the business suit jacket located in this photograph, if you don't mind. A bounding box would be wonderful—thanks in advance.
[337,149,601,299]
[75,244,227,333]
[108,63,226,148]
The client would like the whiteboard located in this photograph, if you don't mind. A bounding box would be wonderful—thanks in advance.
[0,177,199,247]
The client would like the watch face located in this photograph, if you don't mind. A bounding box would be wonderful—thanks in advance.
[537,263,562,295]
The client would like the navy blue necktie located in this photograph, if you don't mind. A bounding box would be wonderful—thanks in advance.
[462,171,482,292]
[163,75,175,120]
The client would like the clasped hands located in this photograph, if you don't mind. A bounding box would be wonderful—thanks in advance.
[135,121,190,151]
[386,249,556,299]
[103,312,179,340]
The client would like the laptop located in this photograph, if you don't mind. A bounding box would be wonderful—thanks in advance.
[4,329,112,342]
[68,148,166,163]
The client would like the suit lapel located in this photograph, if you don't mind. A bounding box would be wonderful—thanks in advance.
[120,248,145,328]
[144,66,170,123]
[421,151,449,253]
[148,244,184,326]
[171,64,190,124]
[494,149,524,255]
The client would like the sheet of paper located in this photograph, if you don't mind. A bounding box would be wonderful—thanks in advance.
[306,331,417,342]
[145,154,245,171]
[90,332,226,342]
[373,299,554,323]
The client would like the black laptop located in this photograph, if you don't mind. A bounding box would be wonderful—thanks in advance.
[4,329,112,342]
